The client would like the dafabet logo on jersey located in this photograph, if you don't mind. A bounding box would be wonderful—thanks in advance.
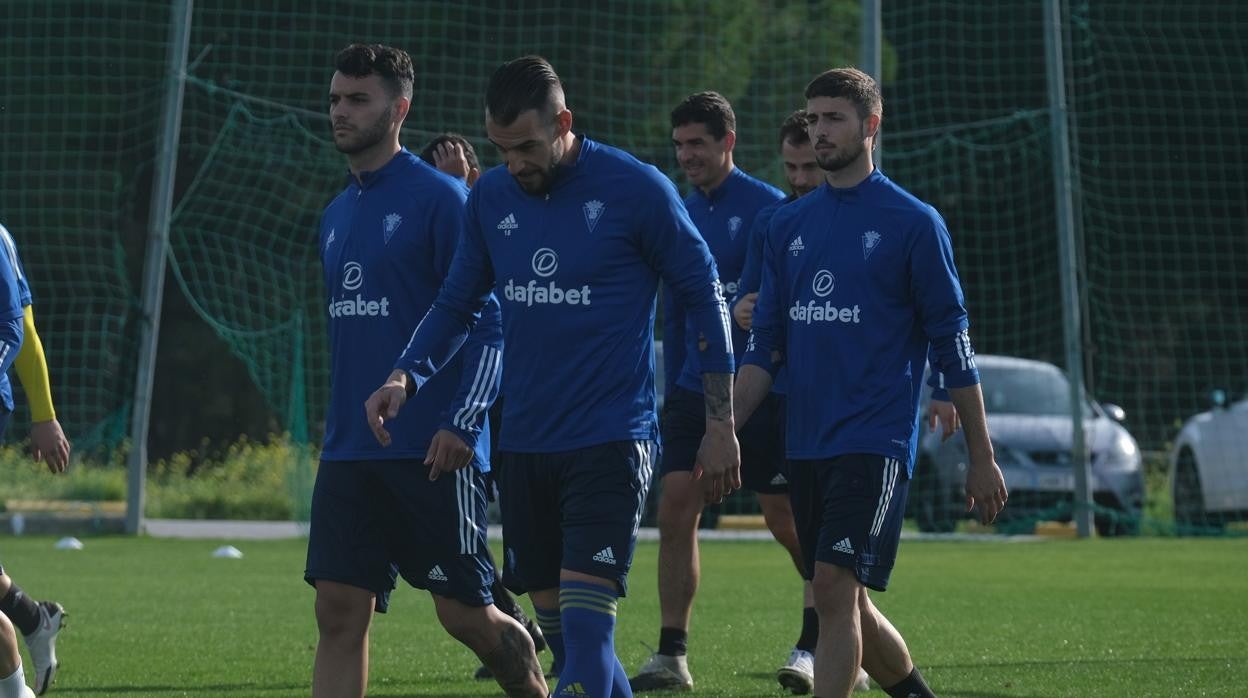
[328,261,391,318]
[789,269,860,325]
[503,247,593,307]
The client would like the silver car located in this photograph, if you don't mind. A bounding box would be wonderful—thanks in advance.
[1170,387,1248,531]
[911,355,1144,535]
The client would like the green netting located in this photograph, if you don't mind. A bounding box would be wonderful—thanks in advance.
[0,1,166,451]
[2,1,1245,533]
[878,0,1248,536]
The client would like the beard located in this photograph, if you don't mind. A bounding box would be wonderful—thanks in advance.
[333,106,392,155]
[515,163,558,195]
[815,139,866,173]
[513,142,563,196]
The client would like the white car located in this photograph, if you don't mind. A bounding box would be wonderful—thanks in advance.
[1170,389,1248,530]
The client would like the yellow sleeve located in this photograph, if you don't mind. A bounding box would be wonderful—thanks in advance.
[13,305,56,422]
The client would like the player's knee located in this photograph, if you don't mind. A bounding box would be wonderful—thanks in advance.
[313,585,371,640]
[0,614,20,676]
[657,475,702,532]
[811,564,860,620]
[855,588,882,629]
[435,600,499,651]
[759,495,797,536]
[435,603,476,642]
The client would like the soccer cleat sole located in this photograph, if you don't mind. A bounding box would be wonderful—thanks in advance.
[777,668,813,695]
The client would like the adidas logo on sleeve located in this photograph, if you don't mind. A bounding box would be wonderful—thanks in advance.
[592,547,617,565]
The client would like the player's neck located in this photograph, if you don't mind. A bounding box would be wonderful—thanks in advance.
[348,139,402,181]
[697,160,735,197]
[823,150,874,190]
[557,131,580,167]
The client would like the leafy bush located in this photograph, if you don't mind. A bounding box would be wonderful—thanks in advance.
[0,436,316,520]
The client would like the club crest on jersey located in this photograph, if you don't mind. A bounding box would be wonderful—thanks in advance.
[583,200,605,233]
[382,213,402,245]
[862,230,881,259]
[728,216,743,240]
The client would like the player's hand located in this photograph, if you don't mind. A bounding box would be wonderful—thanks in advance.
[733,292,758,332]
[433,141,472,181]
[365,370,412,447]
[927,399,960,442]
[692,420,741,504]
[965,451,1008,525]
[425,429,473,481]
[30,419,70,473]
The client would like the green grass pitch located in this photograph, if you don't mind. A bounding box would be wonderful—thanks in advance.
[1,535,1244,696]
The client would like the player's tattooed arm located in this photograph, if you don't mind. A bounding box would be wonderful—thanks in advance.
[480,623,547,697]
[696,371,741,503]
[702,372,735,423]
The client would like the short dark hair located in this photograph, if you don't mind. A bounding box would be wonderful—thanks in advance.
[419,132,479,171]
[804,67,882,121]
[779,109,810,147]
[486,56,564,127]
[334,43,414,99]
[670,91,736,141]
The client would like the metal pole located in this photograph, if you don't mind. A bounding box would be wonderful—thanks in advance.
[861,0,883,167]
[126,0,194,535]
[1044,0,1093,537]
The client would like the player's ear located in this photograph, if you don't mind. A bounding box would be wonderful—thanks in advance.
[863,113,881,141]
[553,108,573,138]
[722,130,737,152]
[466,167,480,187]
[394,96,412,125]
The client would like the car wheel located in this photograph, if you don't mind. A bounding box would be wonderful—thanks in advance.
[1174,448,1223,533]
[913,457,956,533]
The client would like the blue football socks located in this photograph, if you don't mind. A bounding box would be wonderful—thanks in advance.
[553,580,630,697]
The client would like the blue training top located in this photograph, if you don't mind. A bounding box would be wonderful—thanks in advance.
[319,150,502,468]
[744,169,978,473]
[733,192,950,401]
[665,167,783,396]
[396,136,734,453]
[0,223,29,412]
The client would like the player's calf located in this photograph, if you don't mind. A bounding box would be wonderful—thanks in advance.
[478,623,547,697]
[435,599,546,697]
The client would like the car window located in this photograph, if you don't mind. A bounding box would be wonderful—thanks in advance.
[979,363,1095,416]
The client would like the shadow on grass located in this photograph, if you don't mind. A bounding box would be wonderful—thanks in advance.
[930,654,1246,670]
[61,683,306,695]
[60,677,528,697]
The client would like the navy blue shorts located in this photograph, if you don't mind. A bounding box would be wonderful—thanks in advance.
[659,387,788,493]
[788,454,910,591]
[496,440,655,596]
[304,459,495,611]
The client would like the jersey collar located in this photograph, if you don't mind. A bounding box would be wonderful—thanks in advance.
[348,148,412,190]
[821,167,886,200]
[692,165,743,204]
